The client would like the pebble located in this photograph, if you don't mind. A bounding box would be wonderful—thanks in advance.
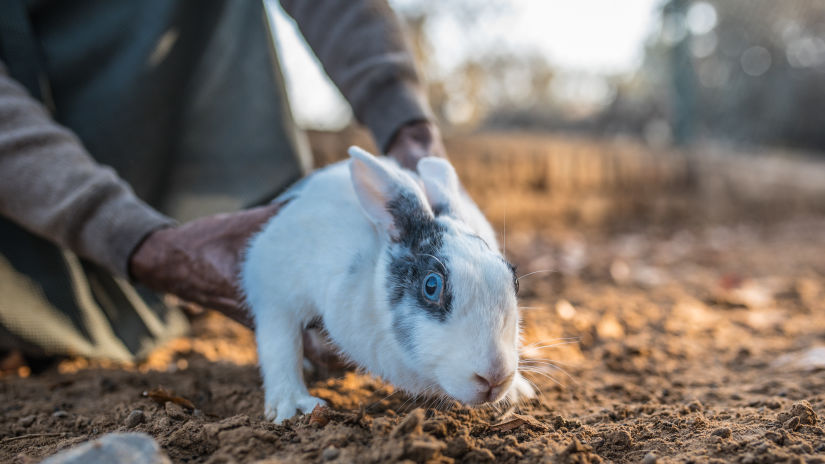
[642,452,659,464]
[711,427,732,439]
[321,446,340,461]
[19,415,36,427]
[39,432,170,464]
[125,410,145,428]
[52,410,69,419]
[790,401,818,425]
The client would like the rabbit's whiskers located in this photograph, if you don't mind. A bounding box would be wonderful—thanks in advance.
[516,269,556,282]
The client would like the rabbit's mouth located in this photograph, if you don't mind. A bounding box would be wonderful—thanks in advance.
[435,372,514,406]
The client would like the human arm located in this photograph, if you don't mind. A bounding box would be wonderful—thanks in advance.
[0,60,272,327]
[278,0,446,169]
[0,60,173,277]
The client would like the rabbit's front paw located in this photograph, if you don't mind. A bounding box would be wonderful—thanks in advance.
[507,373,536,403]
[266,394,326,423]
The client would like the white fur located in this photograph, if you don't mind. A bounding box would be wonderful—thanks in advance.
[241,147,534,423]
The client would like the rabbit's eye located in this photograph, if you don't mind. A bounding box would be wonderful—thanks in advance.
[422,272,444,303]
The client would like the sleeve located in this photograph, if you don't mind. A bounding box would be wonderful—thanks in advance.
[0,60,174,278]
[278,0,433,152]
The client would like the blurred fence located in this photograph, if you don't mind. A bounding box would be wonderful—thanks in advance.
[308,128,825,230]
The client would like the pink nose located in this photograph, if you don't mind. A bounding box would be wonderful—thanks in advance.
[474,370,515,402]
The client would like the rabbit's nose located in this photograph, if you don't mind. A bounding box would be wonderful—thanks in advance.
[474,370,515,402]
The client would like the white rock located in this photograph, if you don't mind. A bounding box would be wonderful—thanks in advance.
[40,432,170,464]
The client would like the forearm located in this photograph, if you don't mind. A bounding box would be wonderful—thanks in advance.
[279,0,433,152]
[0,62,173,277]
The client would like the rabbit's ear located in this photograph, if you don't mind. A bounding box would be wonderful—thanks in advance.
[417,157,460,217]
[349,146,432,240]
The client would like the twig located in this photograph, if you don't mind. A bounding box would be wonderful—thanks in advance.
[1,432,65,443]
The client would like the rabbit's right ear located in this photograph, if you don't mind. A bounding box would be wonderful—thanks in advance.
[417,157,461,218]
[349,146,433,241]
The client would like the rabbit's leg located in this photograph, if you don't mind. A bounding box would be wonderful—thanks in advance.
[255,309,325,423]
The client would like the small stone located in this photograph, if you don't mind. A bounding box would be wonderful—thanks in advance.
[52,410,69,419]
[125,410,145,428]
[784,416,800,431]
[790,401,818,425]
[19,415,36,427]
[642,452,659,464]
[711,427,732,439]
[778,400,818,427]
[321,446,340,461]
[165,402,187,421]
[39,432,170,464]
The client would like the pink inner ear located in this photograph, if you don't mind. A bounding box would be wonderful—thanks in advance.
[350,158,399,238]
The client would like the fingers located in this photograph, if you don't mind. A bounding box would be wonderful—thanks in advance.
[386,121,447,170]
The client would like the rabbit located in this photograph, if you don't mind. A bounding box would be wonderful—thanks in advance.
[241,146,534,423]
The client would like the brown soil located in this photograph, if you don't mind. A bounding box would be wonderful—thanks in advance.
[2,216,825,463]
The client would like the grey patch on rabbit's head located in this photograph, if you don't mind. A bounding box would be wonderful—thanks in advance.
[386,191,438,248]
[384,191,454,351]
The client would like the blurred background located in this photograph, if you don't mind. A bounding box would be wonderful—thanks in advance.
[5,6,823,462]
[267,0,825,229]
[271,0,825,151]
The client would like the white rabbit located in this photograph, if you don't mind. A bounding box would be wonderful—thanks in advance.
[241,146,534,423]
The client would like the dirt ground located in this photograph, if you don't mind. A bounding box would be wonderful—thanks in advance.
[2,214,825,463]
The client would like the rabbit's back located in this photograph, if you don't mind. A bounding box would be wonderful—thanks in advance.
[242,160,379,319]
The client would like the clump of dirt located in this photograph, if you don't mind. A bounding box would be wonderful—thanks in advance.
[2,217,825,463]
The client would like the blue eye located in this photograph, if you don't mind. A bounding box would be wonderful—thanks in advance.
[422,272,444,302]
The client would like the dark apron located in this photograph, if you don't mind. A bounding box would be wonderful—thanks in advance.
[0,0,310,360]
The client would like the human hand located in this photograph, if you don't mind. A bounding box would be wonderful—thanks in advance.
[128,203,284,328]
[385,120,446,170]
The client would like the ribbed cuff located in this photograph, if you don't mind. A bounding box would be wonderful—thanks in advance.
[357,79,433,153]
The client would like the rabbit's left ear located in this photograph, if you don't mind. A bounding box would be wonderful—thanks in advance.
[349,146,433,242]
[417,157,460,217]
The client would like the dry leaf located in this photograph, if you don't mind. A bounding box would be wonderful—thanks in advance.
[490,414,548,432]
[490,417,527,432]
[308,404,331,426]
[143,386,195,410]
